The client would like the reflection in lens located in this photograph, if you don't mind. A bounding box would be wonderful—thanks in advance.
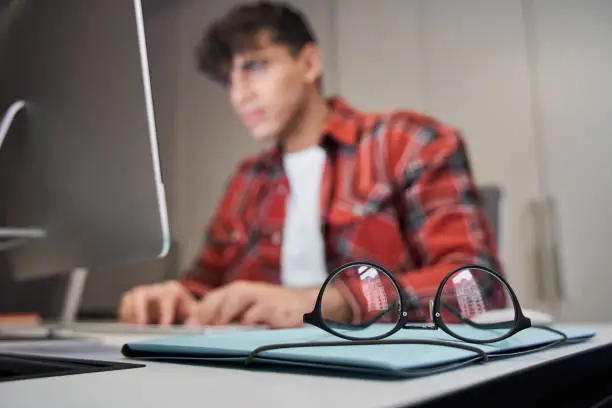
[438,266,513,341]
[321,263,401,339]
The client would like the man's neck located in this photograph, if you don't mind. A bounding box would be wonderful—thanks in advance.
[282,94,330,153]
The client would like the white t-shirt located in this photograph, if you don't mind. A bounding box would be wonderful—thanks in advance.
[280,146,328,287]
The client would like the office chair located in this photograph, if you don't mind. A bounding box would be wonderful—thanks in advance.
[479,185,502,248]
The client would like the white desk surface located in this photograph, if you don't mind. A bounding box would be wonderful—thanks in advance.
[1,322,611,408]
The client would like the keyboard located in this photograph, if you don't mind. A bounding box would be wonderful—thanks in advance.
[67,321,263,335]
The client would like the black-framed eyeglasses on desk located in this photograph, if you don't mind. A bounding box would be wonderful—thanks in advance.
[246,261,569,369]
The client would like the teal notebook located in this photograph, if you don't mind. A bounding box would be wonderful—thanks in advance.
[121,325,596,379]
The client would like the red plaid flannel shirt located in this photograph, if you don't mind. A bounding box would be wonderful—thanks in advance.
[179,97,504,322]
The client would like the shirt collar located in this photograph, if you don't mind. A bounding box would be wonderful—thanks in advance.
[322,96,361,146]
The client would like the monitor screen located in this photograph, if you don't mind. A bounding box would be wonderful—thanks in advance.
[0,0,170,281]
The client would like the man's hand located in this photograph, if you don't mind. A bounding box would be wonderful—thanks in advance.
[187,281,352,329]
[118,281,198,326]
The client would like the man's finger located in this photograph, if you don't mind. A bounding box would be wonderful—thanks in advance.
[158,291,179,326]
[118,294,133,323]
[269,308,302,329]
[131,288,150,325]
[195,290,226,325]
[216,295,253,325]
[176,292,198,323]
[241,303,269,326]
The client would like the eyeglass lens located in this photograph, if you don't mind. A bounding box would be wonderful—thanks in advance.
[439,266,515,342]
[321,263,401,339]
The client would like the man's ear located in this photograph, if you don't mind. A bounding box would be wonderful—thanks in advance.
[300,43,323,85]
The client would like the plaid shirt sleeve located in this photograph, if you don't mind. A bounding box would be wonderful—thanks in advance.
[339,119,505,324]
[177,167,246,297]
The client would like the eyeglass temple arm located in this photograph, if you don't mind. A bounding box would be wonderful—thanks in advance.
[245,339,488,366]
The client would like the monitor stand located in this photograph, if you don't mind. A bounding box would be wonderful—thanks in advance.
[45,267,90,337]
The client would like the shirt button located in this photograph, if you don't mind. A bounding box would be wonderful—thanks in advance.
[352,204,365,215]
[271,231,282,245]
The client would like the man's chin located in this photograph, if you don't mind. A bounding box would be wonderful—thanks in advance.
[249,127,278,143]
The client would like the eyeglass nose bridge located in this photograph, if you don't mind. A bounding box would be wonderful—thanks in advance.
[429,299,434,321]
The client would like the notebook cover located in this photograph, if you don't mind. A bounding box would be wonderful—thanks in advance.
[121,324,596,378]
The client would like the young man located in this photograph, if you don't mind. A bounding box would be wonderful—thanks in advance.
[118,1,502,328]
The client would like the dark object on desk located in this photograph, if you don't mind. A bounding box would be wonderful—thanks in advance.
[0,352,144,382]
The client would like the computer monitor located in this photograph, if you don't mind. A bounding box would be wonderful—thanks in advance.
[0,0,170,291]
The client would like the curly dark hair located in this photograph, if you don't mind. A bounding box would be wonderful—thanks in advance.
[195,1,317,86]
